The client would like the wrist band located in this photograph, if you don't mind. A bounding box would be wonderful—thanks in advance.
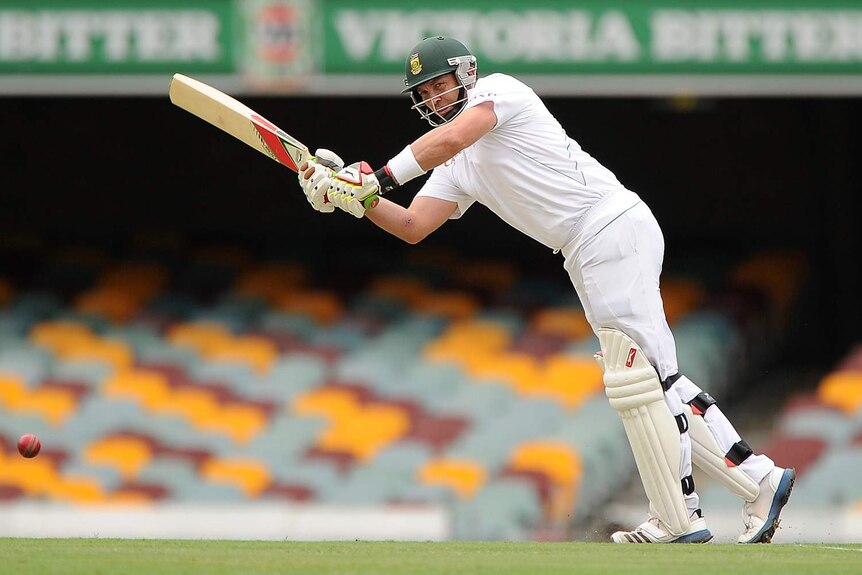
[386,145,427,186]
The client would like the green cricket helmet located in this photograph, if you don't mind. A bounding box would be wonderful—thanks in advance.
[402,36,477,126]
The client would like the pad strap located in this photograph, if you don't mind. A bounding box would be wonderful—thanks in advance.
[724,439,754,467]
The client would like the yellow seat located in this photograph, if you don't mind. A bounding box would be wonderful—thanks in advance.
[202,403,268,446]
[292,387,362,422]
[160,387,222,422]
[48,475,106,504]
[534,355,604,409]
[0,454,59,496]
[317,404,410,460]
[530,307,592,340]
[468,352,542,393]
[84,436,153,480]
[418,458,486,500]
[277,290,343,325]
[104,370,172,411]
[205,335,278,375]
[167,322,234,354]
[20,387,77,427]
[0,375,27,406]
[509,441,582,522]
[57,337,133,371]
[817,371,862,414]
[200,457,272,497]
[29,321,95,354]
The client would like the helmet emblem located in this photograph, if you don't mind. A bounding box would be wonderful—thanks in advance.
[409,52,422,75]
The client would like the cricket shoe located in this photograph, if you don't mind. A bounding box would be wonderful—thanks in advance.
[611,509,713,543]
[738,466,795,544]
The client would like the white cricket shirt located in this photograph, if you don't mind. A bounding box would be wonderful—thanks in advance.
[416,73,634,250]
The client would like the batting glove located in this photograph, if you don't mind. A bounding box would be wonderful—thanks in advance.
[328,161,381,218]
[298,148,344,213]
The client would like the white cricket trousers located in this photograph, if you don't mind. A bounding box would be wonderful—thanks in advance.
[562,189,773,512]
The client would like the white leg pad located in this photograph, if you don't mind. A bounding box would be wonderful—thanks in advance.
[683,403,760,502]
[598,328,691,537]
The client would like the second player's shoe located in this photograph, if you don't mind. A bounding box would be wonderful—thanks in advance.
[738,466,795,543]
[611,509,713,543]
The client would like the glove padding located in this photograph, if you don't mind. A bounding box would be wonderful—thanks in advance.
[328,161,380,218]
[298,148,344,213]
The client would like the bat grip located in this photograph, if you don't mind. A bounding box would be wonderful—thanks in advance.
[363,195,379,210]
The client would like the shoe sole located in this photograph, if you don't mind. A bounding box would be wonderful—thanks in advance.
[672,529,713,544]
[743,468,796,544]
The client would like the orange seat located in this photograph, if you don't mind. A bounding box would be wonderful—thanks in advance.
[75,288,142,323]
[731,251,808,316]
[368,276,427,306]
[530,308,592,340]
[455,261,518,293]
[660,278,705,325]
[418,458,487,500]
[234,263,307,304]
[277,290,343,325]
[0,277,12,307]
[98,263,167,304]
[84,436,153,480]
[411,291,479,320]
[200,457,272,497]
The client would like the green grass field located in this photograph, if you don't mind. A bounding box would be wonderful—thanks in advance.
[1,540,860,575]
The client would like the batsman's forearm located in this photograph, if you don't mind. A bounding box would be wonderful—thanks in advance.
[364,198,425,244]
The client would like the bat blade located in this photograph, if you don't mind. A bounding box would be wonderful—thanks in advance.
[169,73,309,173]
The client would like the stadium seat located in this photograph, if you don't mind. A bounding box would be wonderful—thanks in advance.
[199,456,272,497]
[817,371,862,414]
[83,435,154,480]
[418,458,487,500]
[529,307,592,341]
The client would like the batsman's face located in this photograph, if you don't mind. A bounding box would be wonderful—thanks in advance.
[417,74,461,118]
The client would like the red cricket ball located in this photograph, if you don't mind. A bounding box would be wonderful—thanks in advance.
[17,434,41,458]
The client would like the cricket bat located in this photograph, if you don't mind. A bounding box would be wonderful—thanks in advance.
[169,73,311,172]
[169,73,379,208]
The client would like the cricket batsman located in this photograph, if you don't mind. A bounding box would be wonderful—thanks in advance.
[299,36,794,543]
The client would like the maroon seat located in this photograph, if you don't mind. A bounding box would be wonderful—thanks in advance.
[0,485,25,501]
[263,482,315,502]
[303,446,356,474]
[405,414,470,452]
[757,434,828,478]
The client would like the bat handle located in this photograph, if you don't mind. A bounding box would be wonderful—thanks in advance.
[363,195,379,210]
